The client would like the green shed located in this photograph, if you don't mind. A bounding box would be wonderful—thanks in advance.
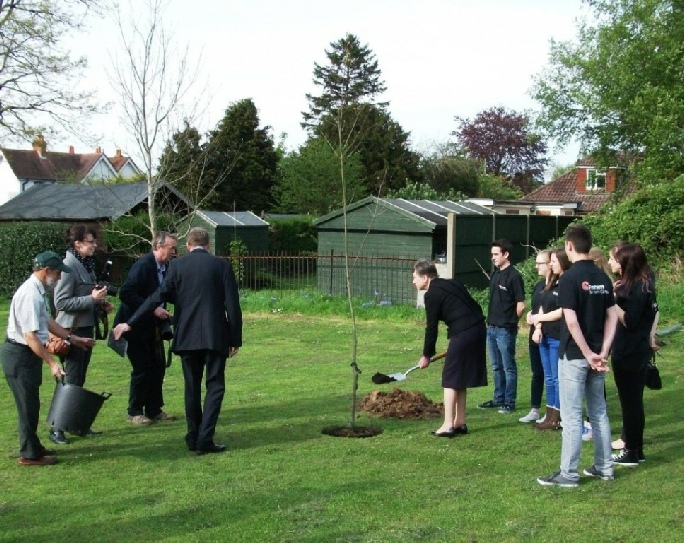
[185,210,269,255]
[314,197,573,303]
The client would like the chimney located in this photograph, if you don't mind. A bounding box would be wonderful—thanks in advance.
[115,149,122,158]
[95,146,102,154]
[32,134,47,156]
[68,145,75,155]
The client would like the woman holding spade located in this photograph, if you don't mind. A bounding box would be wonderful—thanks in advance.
[412,260,488,437]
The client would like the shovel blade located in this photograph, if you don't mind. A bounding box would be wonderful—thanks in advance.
[387,372,407,381]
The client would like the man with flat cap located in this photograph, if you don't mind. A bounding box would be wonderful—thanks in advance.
[1,251,95,466]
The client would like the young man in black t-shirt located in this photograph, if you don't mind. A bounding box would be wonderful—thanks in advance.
[538,225,617,488]
[478,239,525,414]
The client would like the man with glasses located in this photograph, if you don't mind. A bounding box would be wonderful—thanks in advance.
[51,225,113,445]
[114,232,178,426]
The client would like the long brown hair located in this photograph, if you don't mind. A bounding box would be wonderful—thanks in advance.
[614,243,652,294]
[544,248,571,291]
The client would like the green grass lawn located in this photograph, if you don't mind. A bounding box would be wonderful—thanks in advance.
[1,304,683,542]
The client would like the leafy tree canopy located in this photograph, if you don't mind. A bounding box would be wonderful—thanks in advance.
[418,143,481,196]
[302,33,387,131]
[453,106,548,193]
[0,0,99,139]
[316,104,421,195]
[277,137,366,215]
[206,98,278,212]
[533,0,684,183]
[160,99,279,213]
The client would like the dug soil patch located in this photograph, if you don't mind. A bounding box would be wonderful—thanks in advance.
[358,388,443,419]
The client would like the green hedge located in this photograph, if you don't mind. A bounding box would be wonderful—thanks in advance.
[267,216,317,254]
[582,175,684,263]
[0,222,67,297]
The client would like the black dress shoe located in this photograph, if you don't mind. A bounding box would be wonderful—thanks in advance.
[49,430,69,445]
[430,428,456,438]
[195,443,227,455]
[40,446,58,456]
[453,424,468,435]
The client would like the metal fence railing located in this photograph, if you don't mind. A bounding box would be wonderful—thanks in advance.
[108,252,418,305]
[228,252,417,304]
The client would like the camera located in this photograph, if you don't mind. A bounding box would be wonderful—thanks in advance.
[97,260,119,296]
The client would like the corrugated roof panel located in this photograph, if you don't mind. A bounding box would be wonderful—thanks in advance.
[196,210,269,227]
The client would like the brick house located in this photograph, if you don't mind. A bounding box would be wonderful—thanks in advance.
[521,158,624,215]
[0,135,141,205]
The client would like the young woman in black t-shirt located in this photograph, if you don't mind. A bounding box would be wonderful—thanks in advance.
[609,244,658,466]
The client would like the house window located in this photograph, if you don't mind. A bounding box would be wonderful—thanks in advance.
[585,168,606,191]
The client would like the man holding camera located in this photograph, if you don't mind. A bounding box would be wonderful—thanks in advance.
[51,224,113,445]
[114,231,178,425]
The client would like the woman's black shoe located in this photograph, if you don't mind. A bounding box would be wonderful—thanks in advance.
[430,428,456,438]
[453,424,468,435]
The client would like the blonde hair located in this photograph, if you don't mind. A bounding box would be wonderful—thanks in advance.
[588,246,611,275]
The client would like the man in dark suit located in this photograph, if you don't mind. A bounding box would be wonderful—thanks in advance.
[113,227,242,455]
[114,231,178,426]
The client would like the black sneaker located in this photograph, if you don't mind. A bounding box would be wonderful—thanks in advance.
[637,448,646,463]
[612,449,639,467]
[498,404,515,414]
[49,430,69,445]
[478,400,502,409]
[537,470,579,488]
[583,465,614,480]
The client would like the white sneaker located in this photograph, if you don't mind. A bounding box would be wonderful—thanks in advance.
[537,414,546,424]
[581,425,593,441]
[518,409,540,423]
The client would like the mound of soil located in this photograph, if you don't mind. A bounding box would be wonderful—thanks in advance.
[358,388,443,419]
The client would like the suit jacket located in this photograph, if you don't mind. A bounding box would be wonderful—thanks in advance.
[53,251,99,328]
[114,252,164,342]
[128,248,242,356]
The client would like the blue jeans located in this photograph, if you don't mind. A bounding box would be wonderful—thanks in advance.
[558,356,612,481]
[539,337,560,409]
[486,326,518,406]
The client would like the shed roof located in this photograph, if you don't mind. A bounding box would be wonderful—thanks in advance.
[195,210,269,227]
[0,182,187,221]
[315,196,495,229]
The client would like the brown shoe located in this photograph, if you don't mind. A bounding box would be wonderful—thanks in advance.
[535,407,560,430]
[19,456,57,466]
[127,415,152,425]
[151,411,177,422]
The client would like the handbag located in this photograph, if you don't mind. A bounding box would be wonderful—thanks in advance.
[46,333,71,357]
[644,353,662,390]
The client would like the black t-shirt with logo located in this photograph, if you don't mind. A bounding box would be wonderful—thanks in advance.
[487,265,525,328]
[539,280,561,340]
[558,260,615,360]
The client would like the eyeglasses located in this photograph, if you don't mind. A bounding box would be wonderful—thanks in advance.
[81,238,97,245]
[535,261,549,266]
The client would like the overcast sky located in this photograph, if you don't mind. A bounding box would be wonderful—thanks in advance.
[63,0,588,177]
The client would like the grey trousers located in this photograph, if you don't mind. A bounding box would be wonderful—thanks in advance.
[1,341,45,459]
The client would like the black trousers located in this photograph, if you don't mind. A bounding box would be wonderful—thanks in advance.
[62,325,94,387]
[1,341,45,459]
[180,350,226,450]
[613,362,646,450]
[127,334,166,418]
[528,333,544,409]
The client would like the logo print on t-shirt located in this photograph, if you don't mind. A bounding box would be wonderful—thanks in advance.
[581,281,590,291]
